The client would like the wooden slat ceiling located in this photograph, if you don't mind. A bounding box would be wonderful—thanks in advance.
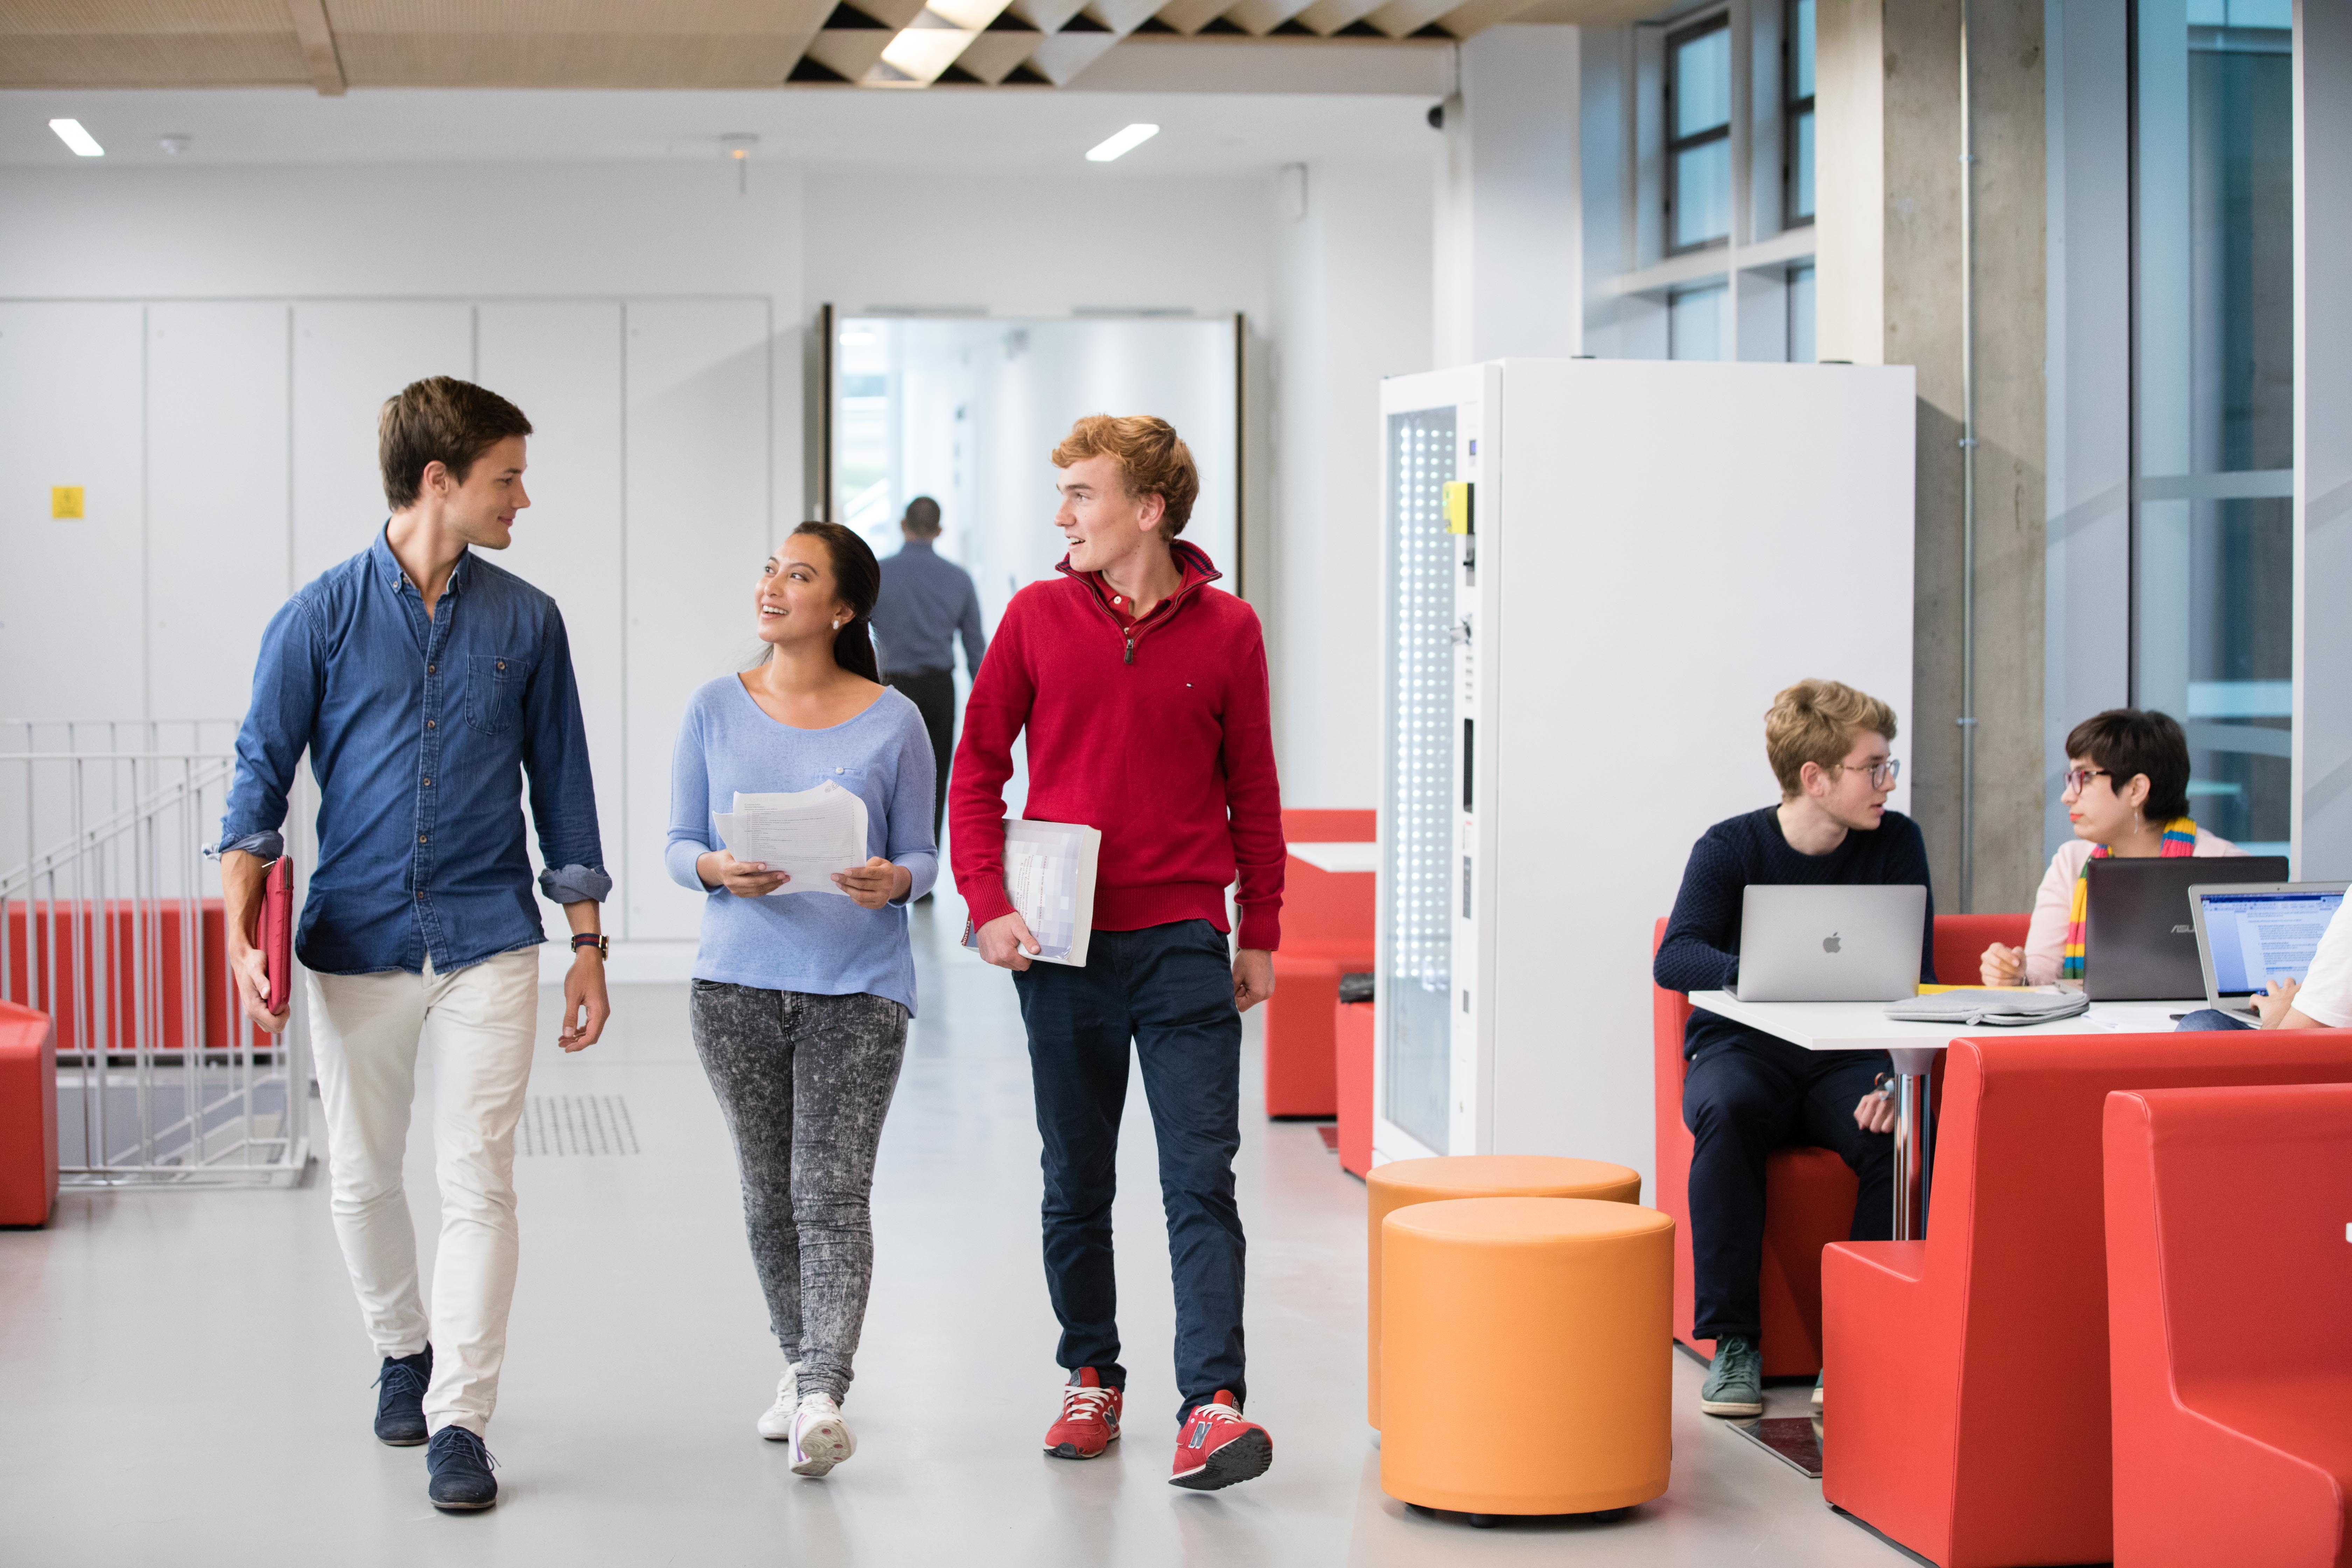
[0,0,1562,91]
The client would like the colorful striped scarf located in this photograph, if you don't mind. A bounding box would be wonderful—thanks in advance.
[2060,818,2199,980]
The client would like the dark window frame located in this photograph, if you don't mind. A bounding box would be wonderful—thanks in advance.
[1664,11,1734,256]
[1784,0,1815,226]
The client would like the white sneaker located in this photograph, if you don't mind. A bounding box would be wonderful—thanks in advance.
[757,1364,801,1441]
[789,1393,856,1478]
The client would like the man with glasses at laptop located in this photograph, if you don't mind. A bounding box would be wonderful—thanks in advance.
[1654,679,1933,1421]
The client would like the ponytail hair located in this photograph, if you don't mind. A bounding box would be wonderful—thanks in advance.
[792,520,882,682]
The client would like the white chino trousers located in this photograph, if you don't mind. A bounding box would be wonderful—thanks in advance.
[307,948,539,1438]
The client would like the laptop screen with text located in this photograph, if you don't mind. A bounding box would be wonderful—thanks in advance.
[2198,889,2345,997]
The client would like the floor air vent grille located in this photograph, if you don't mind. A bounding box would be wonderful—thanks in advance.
[519,1095,640,1157]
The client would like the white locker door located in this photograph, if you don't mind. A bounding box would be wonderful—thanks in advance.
[148,303,292,724]
[290,303,473,586]
[476,303,627,946]
[0,303,147,721]
[622,300,771,942]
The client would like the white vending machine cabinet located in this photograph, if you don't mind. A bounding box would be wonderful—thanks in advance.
[1373,359,1917,1188]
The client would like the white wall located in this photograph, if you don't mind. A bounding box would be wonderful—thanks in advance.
[1270,160,1436,810]
[803,170,1275,319]
[1436,25,1584,366]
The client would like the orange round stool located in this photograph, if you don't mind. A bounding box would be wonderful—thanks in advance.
[1381,1197,1675,1521]
[1366,1155,1640,1427]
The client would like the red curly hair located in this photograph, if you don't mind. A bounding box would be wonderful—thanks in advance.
[1051,414,1200,539]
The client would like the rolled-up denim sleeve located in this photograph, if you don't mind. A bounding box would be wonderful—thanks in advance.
[520,606,608,902]
[219,596,322,856]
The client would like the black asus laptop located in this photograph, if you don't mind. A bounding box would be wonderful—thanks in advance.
[2082,854,2290,1000]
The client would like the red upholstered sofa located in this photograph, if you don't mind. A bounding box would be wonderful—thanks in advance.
[0,1000,58,1227]
[2104,1083,2352,1568]
[1652,912,2026,1375]
[1823,1031,2352,1568]
[1264,808,1374,1119]
[6,898,238,1057]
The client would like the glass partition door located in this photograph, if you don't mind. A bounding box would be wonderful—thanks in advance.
[2132,0,2294,853]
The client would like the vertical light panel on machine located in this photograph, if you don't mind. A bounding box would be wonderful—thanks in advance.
[1382,406,1461,1156]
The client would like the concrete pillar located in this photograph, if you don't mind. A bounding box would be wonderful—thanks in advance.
[2293,0,2352,876]
[1816,0,2046,913]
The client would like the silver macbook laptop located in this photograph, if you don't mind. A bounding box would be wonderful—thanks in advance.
[1734,884,1929,1002]
[2189,881,2349,1021]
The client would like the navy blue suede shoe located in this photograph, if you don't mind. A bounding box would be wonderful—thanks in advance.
[426,1426,499,1511]
[372,1347,433,1446]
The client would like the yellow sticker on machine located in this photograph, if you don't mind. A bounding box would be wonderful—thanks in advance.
[1443,481,1472,534]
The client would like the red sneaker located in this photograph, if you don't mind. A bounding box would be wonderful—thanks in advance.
[1043,1368,1122,1460]
[1169,1392,1272,1491]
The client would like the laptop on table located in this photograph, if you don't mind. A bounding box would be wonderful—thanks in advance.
[2081,855,2290,1001]
[1733,884,1928,1002]
[2189,881,2349,1022]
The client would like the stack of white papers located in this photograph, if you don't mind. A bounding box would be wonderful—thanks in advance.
[711,782,869,897]
[963,818,1102,965]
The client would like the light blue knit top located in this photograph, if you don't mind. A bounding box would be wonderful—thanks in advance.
[665,677,938,1015]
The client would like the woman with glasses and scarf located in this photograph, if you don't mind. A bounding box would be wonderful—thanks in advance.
[1980,708,2245,987]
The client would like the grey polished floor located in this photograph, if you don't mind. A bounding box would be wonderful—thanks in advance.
[0,897,1905,1567]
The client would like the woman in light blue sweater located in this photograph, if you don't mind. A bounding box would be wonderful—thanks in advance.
[665,520,936,1479]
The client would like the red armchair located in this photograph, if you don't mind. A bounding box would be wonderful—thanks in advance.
[1652,912,2027,1376]
[1823,1031,2352,1568]
[0,1001,58,1227]
[2104,1084,2352,1568]
[1265,808,1374,1119]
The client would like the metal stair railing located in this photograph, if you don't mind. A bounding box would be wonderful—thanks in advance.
[2,723,312,1186]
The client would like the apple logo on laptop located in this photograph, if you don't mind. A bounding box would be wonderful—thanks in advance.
[1823,932,1842,954]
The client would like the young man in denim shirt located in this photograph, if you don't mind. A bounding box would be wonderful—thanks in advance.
[219,377,611,1512]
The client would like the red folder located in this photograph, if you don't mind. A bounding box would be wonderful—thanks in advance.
[257,857,294,1015]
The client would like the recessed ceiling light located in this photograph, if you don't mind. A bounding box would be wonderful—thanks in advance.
[1085,124,1159,163]
[49,119,104,158]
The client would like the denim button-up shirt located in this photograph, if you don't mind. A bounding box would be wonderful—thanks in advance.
[220,528,609,976]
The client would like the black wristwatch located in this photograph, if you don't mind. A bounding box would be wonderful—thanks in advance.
[571,933,609,959]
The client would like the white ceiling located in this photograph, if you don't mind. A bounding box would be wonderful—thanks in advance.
[0,83,1444,173]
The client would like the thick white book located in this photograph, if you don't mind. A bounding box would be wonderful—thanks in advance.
[962,818,1102,967]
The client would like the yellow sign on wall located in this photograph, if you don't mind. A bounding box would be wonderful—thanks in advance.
[50,486,84,520]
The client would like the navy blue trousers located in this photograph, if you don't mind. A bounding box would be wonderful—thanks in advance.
[1013,919,1245,1423]
[1682,1028,1893,1343]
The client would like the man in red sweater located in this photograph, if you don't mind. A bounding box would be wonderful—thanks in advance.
[952,414,1286,1492]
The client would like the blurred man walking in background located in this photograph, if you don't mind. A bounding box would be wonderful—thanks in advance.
[871,496,987,852]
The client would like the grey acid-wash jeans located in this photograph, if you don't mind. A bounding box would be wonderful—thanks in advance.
[690,981,908,1405]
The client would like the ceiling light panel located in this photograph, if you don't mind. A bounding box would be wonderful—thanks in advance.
[49,119,104,156]
[1085,122,1160,161]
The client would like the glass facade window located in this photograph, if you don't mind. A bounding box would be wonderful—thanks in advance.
[1786,263,1816,363]
[1382,408,1458,1151]
[1786,0,1816,223]
[2131,1,2293,853]
[1670,282,1727,361]
[1667,15,1732,253]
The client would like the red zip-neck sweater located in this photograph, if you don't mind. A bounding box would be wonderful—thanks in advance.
[949,541,1286,951]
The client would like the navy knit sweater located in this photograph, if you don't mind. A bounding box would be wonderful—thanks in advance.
[1653,805,1937,1059]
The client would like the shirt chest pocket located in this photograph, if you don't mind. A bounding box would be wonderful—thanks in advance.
[465,653,529,735]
